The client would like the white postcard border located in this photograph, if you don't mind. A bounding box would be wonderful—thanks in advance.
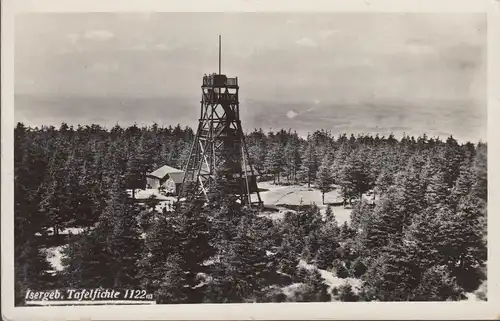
[2,0,499,320]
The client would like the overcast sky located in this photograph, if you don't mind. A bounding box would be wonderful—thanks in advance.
[14,13,487,142]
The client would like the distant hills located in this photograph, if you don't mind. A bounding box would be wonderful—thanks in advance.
[14,93,486,143]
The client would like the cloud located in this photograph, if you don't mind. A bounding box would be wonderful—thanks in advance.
[68,33,80,45]
[406,43,436,55]
[295,37,318,47]
[88,61,120,73]
[119,12,153,21]
[286,110,298,119]
[130,42,173,51]
[129,43,149,51]
[84,30,115,41]
[125,43,172,51]
[319,29,340,40]
[458,60,477,70]
[155,44,170,50]
[68,30,115,44]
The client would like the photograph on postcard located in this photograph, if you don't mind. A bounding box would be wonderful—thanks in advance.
[12,11,487,307]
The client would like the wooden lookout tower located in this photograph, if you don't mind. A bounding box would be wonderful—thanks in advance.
[179,36,263,207]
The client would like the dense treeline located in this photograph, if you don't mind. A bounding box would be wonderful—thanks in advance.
[14,122,487,304]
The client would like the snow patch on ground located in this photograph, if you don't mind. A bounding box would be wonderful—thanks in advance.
[464,292,479,301]
[298,260,362,294]
[127,188,174,201]
[257,181,291,191]
[153,200,176,212]
[258,182,343,206]
[282,283,303,298]
[256,181,353,224]
[42,245,66,272]
[464,279,487,301]
[258,211,286,220]
[38,227,86,236]
[320,205,352,225]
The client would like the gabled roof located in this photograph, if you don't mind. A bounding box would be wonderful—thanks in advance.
[147,165,183,179]
[167,172,185,184]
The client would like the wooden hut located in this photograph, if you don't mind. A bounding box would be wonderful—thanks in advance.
[146,165,185,195]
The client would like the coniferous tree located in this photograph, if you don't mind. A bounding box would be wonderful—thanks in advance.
[339,221,356,241]
[360,243,421,301]
[424,170,450,209]
[15,239,53,305]
[337,151,372,203]
[392,161,426,227]
[314,222,341,270]
[412,265,465,301]
[126,150,145,199]
[61,228,110,288]
[205,216,275,303]
[441,136,465,187]
[155,254,189,304]
[375,167,394,197]
[403,209,444,270]
[283,139,302,183]
[435,196,486,291]
[350,258,367,278]
[336,163,358,207]
[139,181,214,303]
[265,145,285,184]
[174,199,214,301]
[207,170,248,249]
[137,212,178,294]
[301,230,320,263]
[360,190,404,253]
[450,161,475,205]
[63,175,143,288]
[472,142,487,201]
[337,282,359,302]
[324,204,334,223]
[316,155,334,204]
[350,200,372,231]
[296,268,330,302]
[275,237,300,277]
[299,140,319,188]
[332,259,349,278]
[246,129,268,175]
[176,141,192,170]
[39,152,78,237]
[103,176,143,288]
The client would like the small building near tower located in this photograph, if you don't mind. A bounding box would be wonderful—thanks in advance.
[146,165,185,195]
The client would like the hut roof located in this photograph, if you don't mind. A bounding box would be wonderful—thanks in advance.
[167,172,185,184]
[147,165,183,179]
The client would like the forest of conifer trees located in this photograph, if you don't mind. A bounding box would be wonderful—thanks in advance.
[14,122,487,304]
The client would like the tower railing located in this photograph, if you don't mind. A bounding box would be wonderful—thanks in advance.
[202,74,238,87]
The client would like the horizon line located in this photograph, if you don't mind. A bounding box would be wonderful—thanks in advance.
[14,121,487,145]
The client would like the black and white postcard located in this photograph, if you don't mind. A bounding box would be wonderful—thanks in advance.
[2,0,499,320]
